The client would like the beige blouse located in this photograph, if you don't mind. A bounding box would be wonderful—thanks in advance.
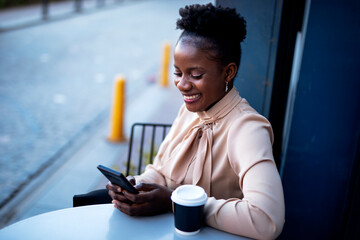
[135,88,285,240]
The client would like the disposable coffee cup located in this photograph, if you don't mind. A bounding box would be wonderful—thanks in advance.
[171,185,208,235]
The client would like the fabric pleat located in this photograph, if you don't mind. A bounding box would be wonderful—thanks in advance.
[159,88,241,195]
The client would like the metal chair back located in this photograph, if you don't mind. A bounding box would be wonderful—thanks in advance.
[126,123,172,176]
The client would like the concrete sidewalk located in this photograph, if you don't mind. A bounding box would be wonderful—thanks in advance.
[3,83,183,227]
[0,0,212,229]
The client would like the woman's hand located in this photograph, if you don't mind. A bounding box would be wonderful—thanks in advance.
[108,181,173,216]
[106,176,136,204]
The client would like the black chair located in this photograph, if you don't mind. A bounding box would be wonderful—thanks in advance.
[125,122,172,176]
[73,122,172,207]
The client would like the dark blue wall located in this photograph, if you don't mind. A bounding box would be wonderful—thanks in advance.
[280,0,360,239]
[217,0,360,238]
[216,0,281,117]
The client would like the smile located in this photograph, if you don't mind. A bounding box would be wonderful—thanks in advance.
[183,94,201,103]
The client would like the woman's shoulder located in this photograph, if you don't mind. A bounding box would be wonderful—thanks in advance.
[231,98,270,123]
[227,98,273,137]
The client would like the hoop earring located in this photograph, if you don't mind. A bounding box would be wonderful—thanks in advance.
[225,82,229,93]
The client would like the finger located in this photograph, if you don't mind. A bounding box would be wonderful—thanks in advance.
[107,189,115,200]
[106,182,122,193]
[122,191,139,203]
[113,200,141,216]
[108,190,129,202]
[123,185,156,203]
[136,183,159,191]
[127,176,136,185]
[113,200,129,214]
[106,182,115,191]
[113,193,129,202]
[113,201,148,216]
[108,190,119,200]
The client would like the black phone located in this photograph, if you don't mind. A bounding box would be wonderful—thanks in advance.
[97,165,139,194]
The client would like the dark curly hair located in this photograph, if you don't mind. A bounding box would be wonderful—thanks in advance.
[176,3,247,71]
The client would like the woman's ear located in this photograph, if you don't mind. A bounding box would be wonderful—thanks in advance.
[224,63,238,82]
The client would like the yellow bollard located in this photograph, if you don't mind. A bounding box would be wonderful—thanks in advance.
[160,42,171,87]
[108,76,126,142]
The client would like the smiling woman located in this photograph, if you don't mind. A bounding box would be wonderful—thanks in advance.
[108,3,285,239]
[78,3,285,239]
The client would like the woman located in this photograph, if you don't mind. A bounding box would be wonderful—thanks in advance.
[107,3,284,239]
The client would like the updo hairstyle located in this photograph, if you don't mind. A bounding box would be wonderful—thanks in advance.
[176,3,247,71]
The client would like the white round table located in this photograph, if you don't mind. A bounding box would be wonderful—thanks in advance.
[0,204,248,240]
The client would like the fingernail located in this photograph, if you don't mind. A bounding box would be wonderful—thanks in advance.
[117,188,121,192]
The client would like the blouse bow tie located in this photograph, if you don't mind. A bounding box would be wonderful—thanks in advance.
[159,88,242,196]
[162,120,214,196]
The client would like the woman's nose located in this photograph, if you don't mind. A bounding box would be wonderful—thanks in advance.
[175,77,192,91]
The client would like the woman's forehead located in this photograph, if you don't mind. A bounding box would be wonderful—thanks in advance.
[175,42,222,70]
[175,37,215,58]
[175,40,198,55]
[177,35,213,49]
[174,43,209,67]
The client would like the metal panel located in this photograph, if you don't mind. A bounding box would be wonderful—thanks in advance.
[217,0,282,117]
[280,0,360,238]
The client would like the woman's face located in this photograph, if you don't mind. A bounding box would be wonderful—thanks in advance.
[173,39,227,112]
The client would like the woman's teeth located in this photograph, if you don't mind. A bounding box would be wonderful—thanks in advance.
[184,94,200,100]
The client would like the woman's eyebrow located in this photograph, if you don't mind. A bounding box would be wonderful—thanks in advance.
[188,67,202,71]
[173,66,204,71]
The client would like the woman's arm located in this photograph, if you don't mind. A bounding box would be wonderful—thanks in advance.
[108,105,189,215]
[204,160,285,240]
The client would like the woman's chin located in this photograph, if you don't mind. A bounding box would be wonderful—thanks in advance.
[184,102,207,112]
[185,103,200,112]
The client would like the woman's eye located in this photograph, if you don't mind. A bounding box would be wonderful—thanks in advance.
[191,74,203,79]
[173,72,182,77]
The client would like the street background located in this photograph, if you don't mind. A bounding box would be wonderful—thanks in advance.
[0,0,212,228]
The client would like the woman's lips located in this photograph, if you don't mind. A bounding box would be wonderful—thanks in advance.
[183,94,201,103]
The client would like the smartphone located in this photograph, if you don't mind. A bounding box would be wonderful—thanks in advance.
[97,165,139,194]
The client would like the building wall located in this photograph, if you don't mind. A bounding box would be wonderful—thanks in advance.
[280,0,360,238]
[218,0,360,238]
[216,0,282,117]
